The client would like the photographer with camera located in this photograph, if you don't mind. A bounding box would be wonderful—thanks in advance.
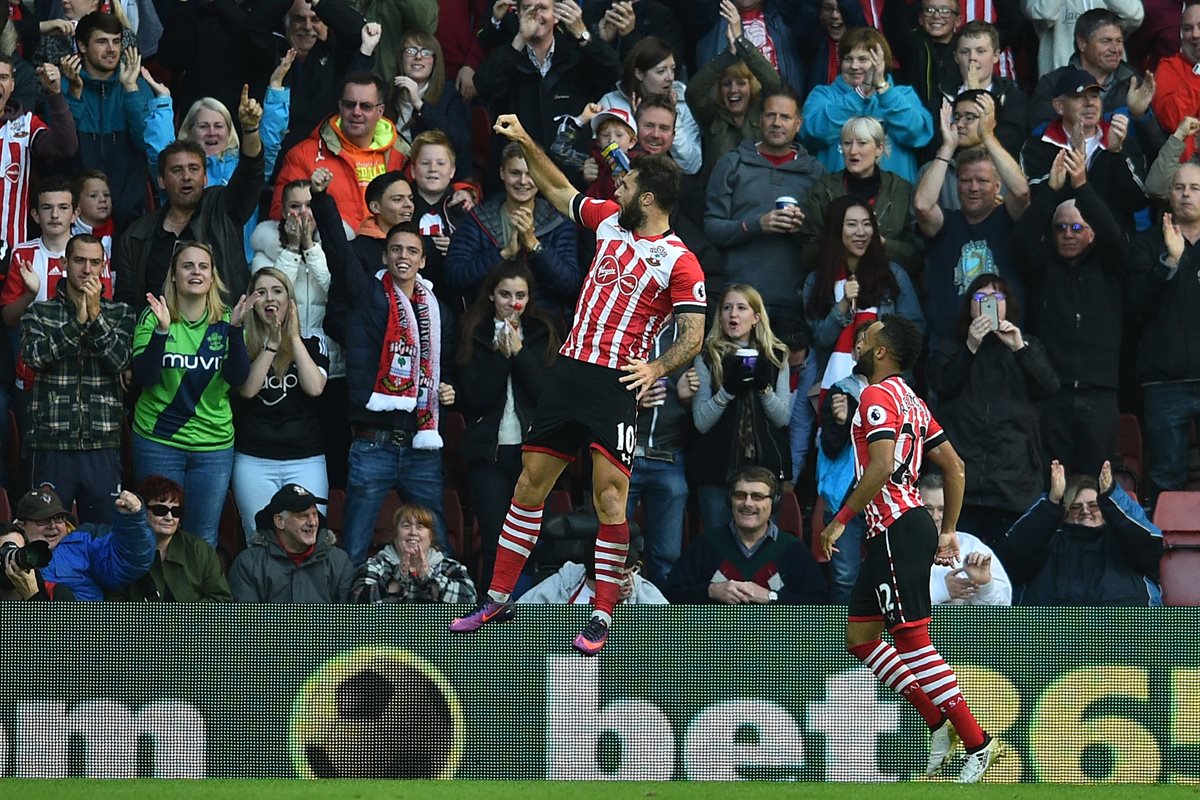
[13,487,154,601]
[0,526,73,601]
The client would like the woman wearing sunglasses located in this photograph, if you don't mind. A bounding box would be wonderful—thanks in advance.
[926,273,1060,546]
[107,476,232,602]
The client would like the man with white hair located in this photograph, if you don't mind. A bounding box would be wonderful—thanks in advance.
[1011,147,1126,477]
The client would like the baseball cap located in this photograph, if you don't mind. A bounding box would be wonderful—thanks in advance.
[15,488,74,522]
[255,484,327,531]
[590,106,636,135]
[1054,68,1103,98]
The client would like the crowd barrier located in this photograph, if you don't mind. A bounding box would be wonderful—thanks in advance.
[0,605,1195,782]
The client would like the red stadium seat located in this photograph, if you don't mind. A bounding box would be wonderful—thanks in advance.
[1153,491,1200,541]
[216,491,244,574]
[1160,549,1200,606]
[777,489,803,538]
[0,488,11,523]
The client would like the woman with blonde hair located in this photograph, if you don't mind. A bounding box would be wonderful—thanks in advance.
[799,115,917,273]
[685,0,781,177]
[349,503,476,604]
[131,242,250,548]
[688,284,794,530]
[231,266,330,541]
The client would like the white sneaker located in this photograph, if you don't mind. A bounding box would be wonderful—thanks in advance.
[926,722,959,776]
[958,737,1006,784]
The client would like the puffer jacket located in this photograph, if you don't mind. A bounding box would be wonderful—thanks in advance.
[228,528,353,603]
[41,508,156,602]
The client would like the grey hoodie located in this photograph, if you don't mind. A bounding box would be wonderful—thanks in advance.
[703,139,825,310]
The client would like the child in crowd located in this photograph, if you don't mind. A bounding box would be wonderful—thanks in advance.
[71,170,115,260]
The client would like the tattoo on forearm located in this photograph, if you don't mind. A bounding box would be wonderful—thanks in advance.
[651,313,704,377]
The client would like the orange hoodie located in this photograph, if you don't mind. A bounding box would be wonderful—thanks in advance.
[271,115,409,229]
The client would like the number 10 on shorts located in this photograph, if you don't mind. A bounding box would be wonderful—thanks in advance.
[616,422,637,454]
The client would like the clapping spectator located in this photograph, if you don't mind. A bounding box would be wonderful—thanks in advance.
[685,0,782,178]
[454,261,559,589]
[519,541,667,604]
[446,142,580,322]
[232,267,329,541]
[800,27,934,182]
[130,242,251,548]
[1001,460,1162,606]
[349,503,476,604]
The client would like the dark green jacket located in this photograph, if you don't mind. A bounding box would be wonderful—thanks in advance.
[798,168,919,274]
[107,529,232,602]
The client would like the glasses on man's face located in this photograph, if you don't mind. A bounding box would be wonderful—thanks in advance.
[972,291,1005,301]
[731,491,770,502]
[1055,222,1091,233]
[148,504,183,519]
[952,112,980,124]
[30,514,70,528]
[922,6,957,16]
[339,99,383,112]
[1068,501,1101,514]
[403,46,435,59]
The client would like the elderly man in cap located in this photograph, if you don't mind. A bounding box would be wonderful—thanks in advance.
[12,487,154,601]
[228,483,353,603]
[1020,67,1147,234]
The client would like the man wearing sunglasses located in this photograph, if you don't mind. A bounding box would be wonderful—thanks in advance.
[662,466,828,605]
[272,71,408,231]
[1011,144,1126,477]
[12,486,154,602]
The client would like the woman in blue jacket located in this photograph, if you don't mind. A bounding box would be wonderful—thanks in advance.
[800,27,933,183]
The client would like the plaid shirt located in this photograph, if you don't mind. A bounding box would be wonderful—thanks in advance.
[21,287,134,450]
[349,544,477,605]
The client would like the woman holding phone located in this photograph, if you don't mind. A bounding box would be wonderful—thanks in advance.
[926,274,1060,545]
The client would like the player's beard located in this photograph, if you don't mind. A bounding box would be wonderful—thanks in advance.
[618,192,648,231]
[853,349,873,378]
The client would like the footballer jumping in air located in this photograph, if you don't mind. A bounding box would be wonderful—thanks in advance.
[450,114,706,655]
[820,315,1005,783]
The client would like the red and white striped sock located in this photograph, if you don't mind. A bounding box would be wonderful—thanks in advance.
[849,639,945,728]
[488,500,543,600]
[894,622,986,748]
[591,521,629,624]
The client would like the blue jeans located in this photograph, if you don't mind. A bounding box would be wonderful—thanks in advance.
[232,452,329,543]
[342,438,446,566]
[132,433,233,548]
[625,451,688,584]
[824,506,866,604]
[789,350,817,482]
[1144,381,1200,493]
[697,483,731,533]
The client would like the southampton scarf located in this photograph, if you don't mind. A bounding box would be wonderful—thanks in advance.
[819,273,877,407]
[368,272,443,449]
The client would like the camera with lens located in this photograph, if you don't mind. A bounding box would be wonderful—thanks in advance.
[0,538,51,590]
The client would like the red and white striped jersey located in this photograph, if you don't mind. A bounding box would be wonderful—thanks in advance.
[851,375,947,537]
[564,196,706,369]
[0,112,47,249]
[1,238,114,390]
[958,0,1017,78]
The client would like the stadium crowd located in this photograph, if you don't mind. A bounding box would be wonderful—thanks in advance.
[0,0,1184,607]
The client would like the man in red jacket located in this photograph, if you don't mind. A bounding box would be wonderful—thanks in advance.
[271,71,408,229]
[1153,1,1200,163]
